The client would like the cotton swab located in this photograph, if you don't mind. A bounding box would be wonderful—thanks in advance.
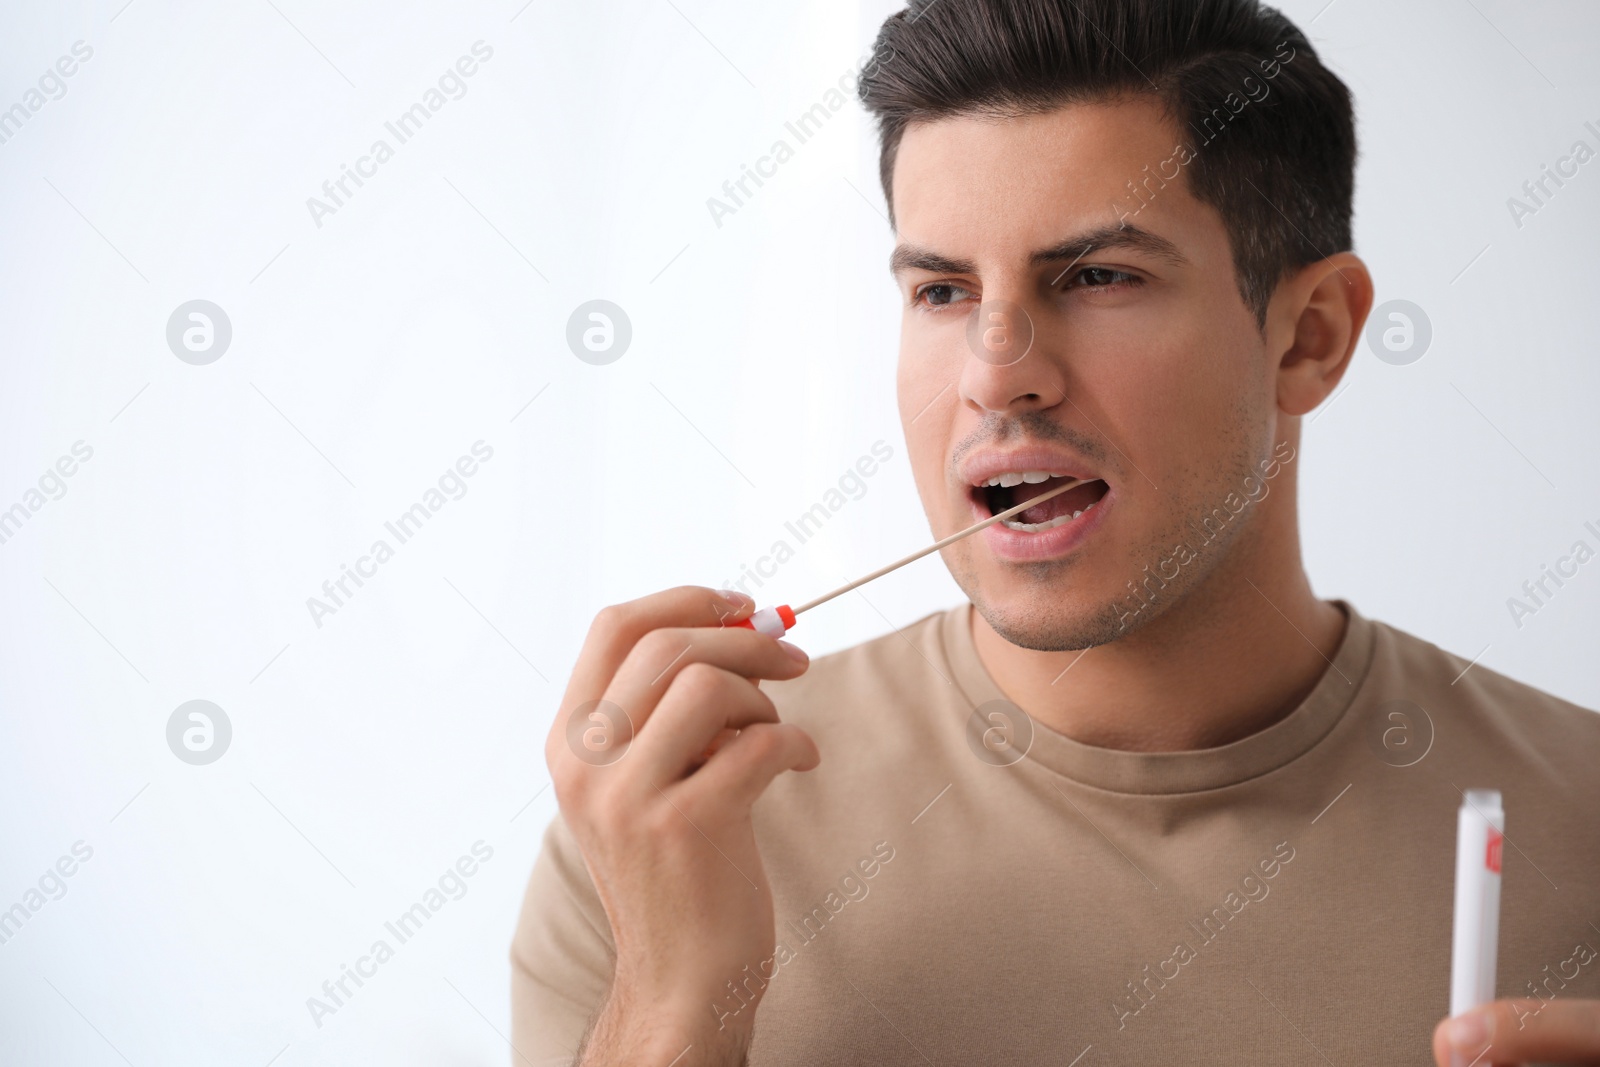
[731,477,1092,636]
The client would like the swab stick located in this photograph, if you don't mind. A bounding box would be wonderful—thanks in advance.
[733,477,1091,636]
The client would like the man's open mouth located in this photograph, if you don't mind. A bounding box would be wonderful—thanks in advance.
[971,472,1110,531]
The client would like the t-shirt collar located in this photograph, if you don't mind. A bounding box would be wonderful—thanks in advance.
[939,600,1376,794]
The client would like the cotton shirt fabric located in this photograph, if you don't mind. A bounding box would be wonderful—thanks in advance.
[512,603,1600,1065]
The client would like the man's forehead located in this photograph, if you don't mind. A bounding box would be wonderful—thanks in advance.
[892,96,1183,190]
[889,98,1212,271]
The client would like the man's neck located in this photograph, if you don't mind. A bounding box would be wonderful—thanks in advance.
[969,537,1347,754]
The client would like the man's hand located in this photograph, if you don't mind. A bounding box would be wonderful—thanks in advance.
[545,587,819,1067]
[1434,999,1600,1065]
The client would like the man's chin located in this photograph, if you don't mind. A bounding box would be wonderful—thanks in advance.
[970,591,1142,653]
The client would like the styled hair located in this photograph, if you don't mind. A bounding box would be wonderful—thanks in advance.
[858,0,1356,321]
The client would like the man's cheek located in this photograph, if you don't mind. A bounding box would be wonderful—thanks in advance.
[896,352,955,453]
[896,337,953,422]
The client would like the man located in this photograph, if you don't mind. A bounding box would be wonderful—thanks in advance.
[514,1,1600,1064]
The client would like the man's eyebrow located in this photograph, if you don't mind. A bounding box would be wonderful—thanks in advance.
[888,224,1189,278]
[889,245,975,277]
[1032,225,1189,269]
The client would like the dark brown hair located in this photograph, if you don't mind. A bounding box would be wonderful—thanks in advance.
[858,0,1356,321]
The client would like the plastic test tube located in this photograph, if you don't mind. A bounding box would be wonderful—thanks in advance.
[1449,789,1505,1061]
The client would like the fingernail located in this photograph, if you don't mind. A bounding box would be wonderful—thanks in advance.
[718,589,754,610]
[777,640,808,664]
[1446,1009,1490,1050]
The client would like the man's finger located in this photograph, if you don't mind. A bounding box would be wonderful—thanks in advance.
[546,586,756,768]
[566,586,755,710]
[601,626,806,741]
[1434,998,1600,1066]
[676,721,820,812]
[626,664,784,782]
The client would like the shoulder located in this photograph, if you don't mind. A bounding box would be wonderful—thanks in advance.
[1362,614,1600,891]
[1370,616,1600,774]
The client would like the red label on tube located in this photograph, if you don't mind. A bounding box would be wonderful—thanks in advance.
[1485,829,1503,874]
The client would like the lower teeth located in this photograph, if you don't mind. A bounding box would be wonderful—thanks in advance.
[1003,499,1098,532]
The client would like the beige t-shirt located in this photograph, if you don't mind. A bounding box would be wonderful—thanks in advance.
[512,604,1600,1065]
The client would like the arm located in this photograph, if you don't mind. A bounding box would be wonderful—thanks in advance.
[510,815,616,1065]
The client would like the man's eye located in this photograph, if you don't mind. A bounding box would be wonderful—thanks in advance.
[916,283,975,307]
[1066,267,1137,289]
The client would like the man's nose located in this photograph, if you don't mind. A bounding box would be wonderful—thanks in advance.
[958,294,1067,414]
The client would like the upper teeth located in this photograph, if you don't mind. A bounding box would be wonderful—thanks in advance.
[985,471,1056,487]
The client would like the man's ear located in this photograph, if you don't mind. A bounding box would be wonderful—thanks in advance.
[1268,252,1374,417]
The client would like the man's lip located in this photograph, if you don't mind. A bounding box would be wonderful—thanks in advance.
[958,448,1101,487]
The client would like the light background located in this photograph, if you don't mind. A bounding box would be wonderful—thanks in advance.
[0,0,1596,1063]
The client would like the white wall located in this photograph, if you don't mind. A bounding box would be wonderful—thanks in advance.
[0,0,1594,1063]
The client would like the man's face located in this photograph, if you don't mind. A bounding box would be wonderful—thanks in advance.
[891,97,1285,650]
